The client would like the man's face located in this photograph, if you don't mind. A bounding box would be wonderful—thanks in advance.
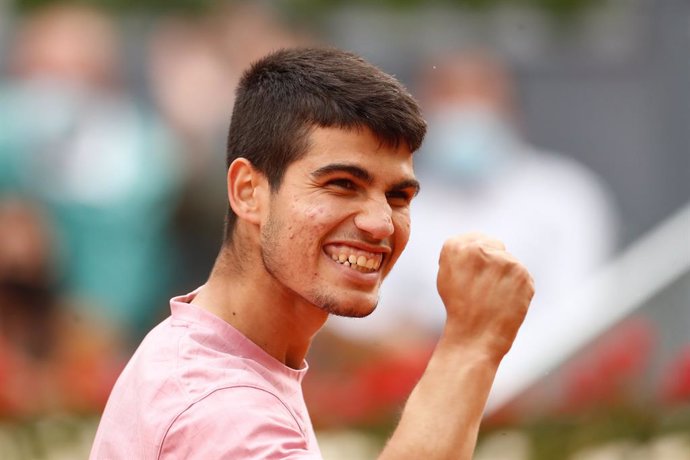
[260,126,418,318]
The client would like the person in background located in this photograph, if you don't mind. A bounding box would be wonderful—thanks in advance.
[0,198,124,416]
[0,4,183,344]
[91,47,534,459]
[146,2,310,295]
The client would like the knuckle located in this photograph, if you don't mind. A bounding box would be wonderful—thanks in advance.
[441,237,461,254]
[501,256,519,272]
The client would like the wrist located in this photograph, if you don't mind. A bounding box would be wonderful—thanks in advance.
[437,325,508,368]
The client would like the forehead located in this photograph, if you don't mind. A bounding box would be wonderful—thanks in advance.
[294,126,415,178]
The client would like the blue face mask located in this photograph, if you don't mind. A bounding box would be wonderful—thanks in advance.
[420,107,517,184]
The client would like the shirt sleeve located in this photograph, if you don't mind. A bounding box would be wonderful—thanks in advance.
[158,385,322,460]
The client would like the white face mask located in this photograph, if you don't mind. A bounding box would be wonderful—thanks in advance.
[420,107,518,184]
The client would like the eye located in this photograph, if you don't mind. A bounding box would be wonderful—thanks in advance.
[326,178,357,191]
[386,191,413,207]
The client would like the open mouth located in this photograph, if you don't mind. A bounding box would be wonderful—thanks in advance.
[323,244,383,274]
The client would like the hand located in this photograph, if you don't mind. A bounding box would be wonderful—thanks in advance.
[436,233,534,360]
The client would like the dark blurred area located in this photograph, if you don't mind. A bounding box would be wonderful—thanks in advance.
[0,0,687,458]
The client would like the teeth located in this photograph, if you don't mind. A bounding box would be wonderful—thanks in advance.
[328,248,382,272]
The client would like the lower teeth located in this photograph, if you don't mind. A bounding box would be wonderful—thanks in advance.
[337,260,372,272]
[350,263,371,272]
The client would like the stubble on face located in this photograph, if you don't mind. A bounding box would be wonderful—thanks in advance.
[260,207,379,318]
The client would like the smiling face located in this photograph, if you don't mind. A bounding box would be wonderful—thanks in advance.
[259,126,418,318]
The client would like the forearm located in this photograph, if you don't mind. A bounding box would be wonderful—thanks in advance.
[377,234,533,460]
[378,332,501,460]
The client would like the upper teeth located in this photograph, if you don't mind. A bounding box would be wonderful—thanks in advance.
[331,252,380,271]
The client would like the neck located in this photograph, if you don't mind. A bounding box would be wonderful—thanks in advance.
[191,243,328,369]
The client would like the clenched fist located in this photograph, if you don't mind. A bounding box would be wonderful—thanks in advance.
[437,233,535,360]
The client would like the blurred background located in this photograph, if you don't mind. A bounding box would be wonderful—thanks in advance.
[0,0,687,458]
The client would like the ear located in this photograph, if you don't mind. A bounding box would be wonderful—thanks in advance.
[227,158,268,226]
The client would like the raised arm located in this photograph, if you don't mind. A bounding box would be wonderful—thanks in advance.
[378,233,534,460]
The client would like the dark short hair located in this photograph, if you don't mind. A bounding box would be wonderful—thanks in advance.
[223,46,426,242]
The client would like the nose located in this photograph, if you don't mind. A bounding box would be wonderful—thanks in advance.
[354,197,394,240]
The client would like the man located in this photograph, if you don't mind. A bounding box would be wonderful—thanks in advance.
[91,47,534,459]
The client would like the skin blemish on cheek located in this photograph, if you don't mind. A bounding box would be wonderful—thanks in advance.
[305,206,324,219]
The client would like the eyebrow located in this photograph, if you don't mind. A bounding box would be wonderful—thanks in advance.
[311,163,421,196]
[312,163,373,183]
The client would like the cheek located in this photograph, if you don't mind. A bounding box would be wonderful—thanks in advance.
[394,212,412,245]
[280,202,320,240]
[301,205,341,233]
[304,204,327,220]
[283,207,331,260]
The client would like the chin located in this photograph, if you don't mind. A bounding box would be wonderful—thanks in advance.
[313,292,378,318]
[327,305,376,318]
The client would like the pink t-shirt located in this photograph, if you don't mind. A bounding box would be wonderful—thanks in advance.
[90,291,322,459]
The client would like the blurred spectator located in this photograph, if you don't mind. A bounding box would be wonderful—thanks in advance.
[148,2,307,150]
[328,49,619,343]
[0,3,183,343]
[146,2,311,292]
[146,15,233,291]
[0,198,124,417]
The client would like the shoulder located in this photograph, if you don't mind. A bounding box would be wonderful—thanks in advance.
[159,385,320,459]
